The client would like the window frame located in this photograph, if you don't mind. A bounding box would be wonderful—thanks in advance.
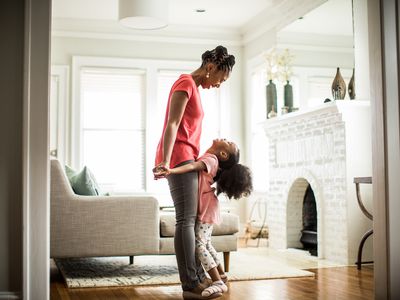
[71,56,229,196]
[50,65,69,166]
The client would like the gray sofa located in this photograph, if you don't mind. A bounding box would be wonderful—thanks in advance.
[50,159,239,271]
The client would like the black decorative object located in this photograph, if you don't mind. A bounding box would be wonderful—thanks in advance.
[266,80,277,118]
[300,185,318,256]
[284,80,293,112]
[331,67,346,100]
[348,68,355,100]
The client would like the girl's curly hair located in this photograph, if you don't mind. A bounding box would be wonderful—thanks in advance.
[214,149,253,200]
[201,45,236,72]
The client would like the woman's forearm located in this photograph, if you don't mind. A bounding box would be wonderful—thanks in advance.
[161,91,189,166]
[162,122,179,166]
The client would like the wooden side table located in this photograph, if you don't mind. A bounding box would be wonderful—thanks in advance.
[354,177,373,269]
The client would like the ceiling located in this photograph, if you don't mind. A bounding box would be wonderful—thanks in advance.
[281,0,353,36]
[52,0,272,29]
[52,0,353,44]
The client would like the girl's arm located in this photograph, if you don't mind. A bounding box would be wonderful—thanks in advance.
[159,91,189,169]
[169,161,206,175]
[154,160,207,178]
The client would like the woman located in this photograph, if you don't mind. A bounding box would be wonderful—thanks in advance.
[155,138,253,298]
[154,45,235,299]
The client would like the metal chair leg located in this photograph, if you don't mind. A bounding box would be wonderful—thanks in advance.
[356,229,373,270]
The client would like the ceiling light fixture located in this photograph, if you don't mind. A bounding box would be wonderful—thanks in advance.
[119,0,168,30]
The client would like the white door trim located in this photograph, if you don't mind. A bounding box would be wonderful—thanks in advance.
[23,0,51,299]
[50,65,70,165]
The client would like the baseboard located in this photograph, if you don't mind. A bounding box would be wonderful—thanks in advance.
[0,292,21,299]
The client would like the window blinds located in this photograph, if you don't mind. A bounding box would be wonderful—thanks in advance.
[80,68,145,193]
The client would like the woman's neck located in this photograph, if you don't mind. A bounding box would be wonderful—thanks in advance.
[190,68,205,87]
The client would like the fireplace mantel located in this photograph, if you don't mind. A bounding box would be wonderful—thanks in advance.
[262,100,373,264]
[264,100,370,132]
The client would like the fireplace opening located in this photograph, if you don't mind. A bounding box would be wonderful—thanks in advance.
[300,184,318,256]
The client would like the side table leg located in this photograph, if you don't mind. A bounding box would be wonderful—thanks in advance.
[356,229,373,270]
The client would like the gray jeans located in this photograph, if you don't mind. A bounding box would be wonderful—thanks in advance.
[167,160,206,291]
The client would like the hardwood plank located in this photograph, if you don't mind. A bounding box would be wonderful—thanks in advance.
[50,261,374,300]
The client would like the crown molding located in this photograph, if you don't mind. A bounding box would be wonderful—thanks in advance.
[277,31,354,53]
[52,18,242,46]
[241,0,326,45]
[51,1,327,47]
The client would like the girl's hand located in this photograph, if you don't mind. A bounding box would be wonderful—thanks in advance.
[153,162,170,180]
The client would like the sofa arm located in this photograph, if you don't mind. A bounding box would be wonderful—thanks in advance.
[51,195,159,258]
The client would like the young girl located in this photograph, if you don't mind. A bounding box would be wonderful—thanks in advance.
[155,138,253,298]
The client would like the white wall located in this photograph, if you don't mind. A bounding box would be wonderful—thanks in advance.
[50,0,358,230]
[51,36,247,220]
[241,2,358,233]
[353,0,370,100]
[51,36,244,148]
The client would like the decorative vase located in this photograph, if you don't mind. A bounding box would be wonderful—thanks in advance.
[348,68,355,100]
[266,80,277,118]
[267,105,277,118]
[284,80,293,112]
[331,67,346,100]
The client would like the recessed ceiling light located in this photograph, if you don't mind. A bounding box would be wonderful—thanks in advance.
[195,9,206,13]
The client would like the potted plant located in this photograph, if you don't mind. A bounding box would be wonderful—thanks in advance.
[277,49,294,112]
[264,48,278,118]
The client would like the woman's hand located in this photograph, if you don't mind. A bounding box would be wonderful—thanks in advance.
[153,162,170,180]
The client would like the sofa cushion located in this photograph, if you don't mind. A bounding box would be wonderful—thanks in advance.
[65,165,101,196]
[160,212,239,237]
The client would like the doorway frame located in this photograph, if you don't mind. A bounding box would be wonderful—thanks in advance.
[24,0,394,299]
[22,0,51,299]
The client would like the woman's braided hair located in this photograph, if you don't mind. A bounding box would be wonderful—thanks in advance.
[201,45,236,72]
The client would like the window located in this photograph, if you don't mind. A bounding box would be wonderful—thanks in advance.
[72,58,224,198]
[199,87,221,154]
[250,69,269,192]
[80,68,145,193]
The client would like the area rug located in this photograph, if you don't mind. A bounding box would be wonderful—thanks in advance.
[55,248,314,288]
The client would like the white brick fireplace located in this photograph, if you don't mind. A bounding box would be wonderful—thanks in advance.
[263,101,373,264]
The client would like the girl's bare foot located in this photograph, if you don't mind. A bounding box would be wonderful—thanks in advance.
[220,273,228,283]
[183,283,222,299]
[201,280,228,297]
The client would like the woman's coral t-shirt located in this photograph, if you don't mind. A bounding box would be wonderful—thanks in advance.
[155,74,204,168]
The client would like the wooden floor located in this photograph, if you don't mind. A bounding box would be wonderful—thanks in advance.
[50,263,374,300]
